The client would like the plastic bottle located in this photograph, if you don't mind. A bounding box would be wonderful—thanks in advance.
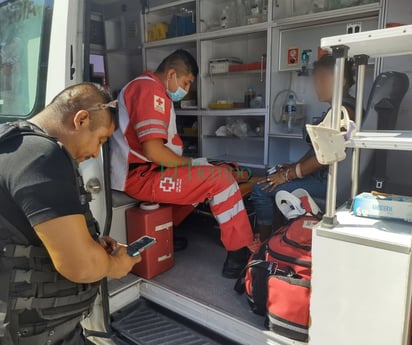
[284,94,297,132]
[236,0,247,26]
[220,6,230,28]
[244,86,256,108]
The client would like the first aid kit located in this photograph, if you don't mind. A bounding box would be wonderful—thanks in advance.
[353,192,412,223]
[235,189,320,342]
[126,203,174,279]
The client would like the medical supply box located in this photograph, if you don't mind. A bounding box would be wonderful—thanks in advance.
[352,192,412,223]
[126,203,174,279]
[208,57,242,74]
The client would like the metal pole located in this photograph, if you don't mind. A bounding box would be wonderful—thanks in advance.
[324,45,349,227]
[351,55,369,200]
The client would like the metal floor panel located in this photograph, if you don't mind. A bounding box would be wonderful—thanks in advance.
[111,300,220,345]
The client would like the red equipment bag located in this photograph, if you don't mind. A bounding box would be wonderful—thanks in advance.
[235,215,318,317]
[266,273,311,342]
[266,215,318,280]
[235,189,321,341]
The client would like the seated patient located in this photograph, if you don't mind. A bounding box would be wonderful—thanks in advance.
[251,55,356,240]
[110,49,254,279]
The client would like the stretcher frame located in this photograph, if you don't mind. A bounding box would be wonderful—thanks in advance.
[319,24,412,226]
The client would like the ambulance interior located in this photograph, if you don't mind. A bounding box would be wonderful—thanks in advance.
[85,0,412,344]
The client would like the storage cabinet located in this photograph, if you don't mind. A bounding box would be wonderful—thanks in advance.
[201,115,265,167]
[199,0,269,32]
[311,211,412,345]
[277,17,378,72]
[200,32,267,110]
[273,0,380,21]
[143,1,196,43]
[141,0,384,169]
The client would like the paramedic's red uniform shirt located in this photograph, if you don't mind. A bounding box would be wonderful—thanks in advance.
[110,72,183,191]
[125,72,183,164]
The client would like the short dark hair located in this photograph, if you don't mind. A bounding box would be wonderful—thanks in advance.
[156,49,199,78]
[313,54,355,91]
[48,83,116,130]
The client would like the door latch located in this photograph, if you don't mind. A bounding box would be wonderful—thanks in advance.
[86,178,102,194]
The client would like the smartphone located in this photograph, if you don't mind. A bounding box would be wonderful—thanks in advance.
[127,236,157,257]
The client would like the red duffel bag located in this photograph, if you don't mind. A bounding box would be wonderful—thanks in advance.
[266,272,311,342]
[265,214,317,280]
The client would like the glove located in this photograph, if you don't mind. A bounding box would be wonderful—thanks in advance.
[191,157,210,166]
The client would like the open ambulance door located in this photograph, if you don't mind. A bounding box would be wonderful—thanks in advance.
[49,0,111,233]
[0,0,109,233]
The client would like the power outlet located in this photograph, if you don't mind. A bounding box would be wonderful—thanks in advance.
[346,22,362,34]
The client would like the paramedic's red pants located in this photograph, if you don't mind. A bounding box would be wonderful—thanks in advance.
[125,165,253,251]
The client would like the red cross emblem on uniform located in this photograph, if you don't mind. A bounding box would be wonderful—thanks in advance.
[154,95,165,114]
[159,177,175,192]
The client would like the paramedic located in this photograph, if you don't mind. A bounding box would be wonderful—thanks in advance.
[0,83,141,345]
[110,49,254,279]
[251,55,356,240]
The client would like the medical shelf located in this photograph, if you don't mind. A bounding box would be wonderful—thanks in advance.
[273,2,381,28]
[202,109,267,116]
[321,24,412,58]
[269,132,303,139]
[316,208,412,254]
[147,0,196,13]
[204,70,266,78]
[143,25,269,50]
[198,23,269,40]
[175,110,202,116]
[203,135,265,142]
[144,34,198,49]
[142,0,386,171]
[348,131,412,151]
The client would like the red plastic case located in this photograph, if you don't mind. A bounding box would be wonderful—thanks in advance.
[126,205,174,279]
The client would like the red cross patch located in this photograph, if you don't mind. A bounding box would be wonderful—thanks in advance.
[154,95,165,114]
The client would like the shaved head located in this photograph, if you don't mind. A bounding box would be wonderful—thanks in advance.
[48,83,116,130]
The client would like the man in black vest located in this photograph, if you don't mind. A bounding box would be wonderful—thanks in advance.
[0,83,141,345]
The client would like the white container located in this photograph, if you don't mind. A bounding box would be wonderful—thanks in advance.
[353,192,412,223]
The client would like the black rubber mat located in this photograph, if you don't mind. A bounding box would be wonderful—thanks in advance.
[111,300,222,345]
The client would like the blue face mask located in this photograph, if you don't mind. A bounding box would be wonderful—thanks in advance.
[167,75,188,102]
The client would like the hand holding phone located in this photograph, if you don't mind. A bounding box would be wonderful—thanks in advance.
[127,236,157,257]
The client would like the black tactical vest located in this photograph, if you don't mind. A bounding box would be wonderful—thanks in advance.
[0,121,101,345]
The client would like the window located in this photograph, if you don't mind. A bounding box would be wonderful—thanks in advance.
[0,0,54,118]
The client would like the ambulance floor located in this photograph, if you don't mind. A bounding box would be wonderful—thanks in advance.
[152,213,265,329]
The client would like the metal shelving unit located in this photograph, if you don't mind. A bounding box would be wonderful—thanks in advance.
[348,130,412,151]
[141,0,386,169]
[310,24,412,345]
[273,2,381,28]
[142,0,272,168]
[320,24,412,224]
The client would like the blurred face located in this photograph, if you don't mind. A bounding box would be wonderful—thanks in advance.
[167,69,195,94]
[313,67,335,103]
[70,108,115,163]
